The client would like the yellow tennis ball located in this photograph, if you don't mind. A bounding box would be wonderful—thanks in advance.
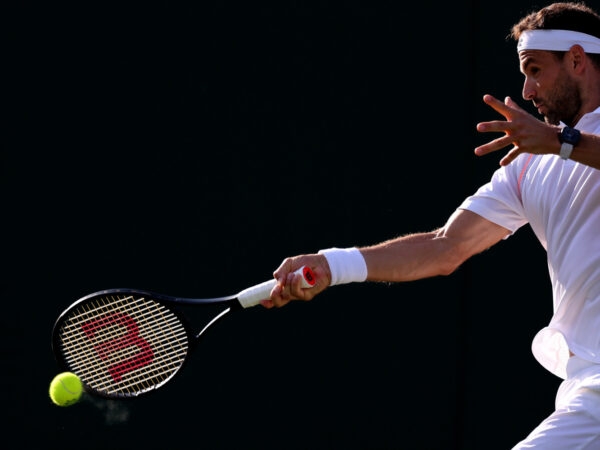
[49,372,83,407]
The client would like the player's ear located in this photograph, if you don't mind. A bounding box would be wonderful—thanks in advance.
[568,44,586,73]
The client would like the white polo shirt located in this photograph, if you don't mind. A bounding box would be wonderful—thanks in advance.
[458,107,600,379]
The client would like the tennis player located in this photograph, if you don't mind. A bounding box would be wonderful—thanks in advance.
[266,2,600,448]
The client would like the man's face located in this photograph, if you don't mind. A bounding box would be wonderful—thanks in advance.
[518,49,581,126]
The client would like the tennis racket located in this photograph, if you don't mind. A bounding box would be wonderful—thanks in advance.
[51,266,315,399]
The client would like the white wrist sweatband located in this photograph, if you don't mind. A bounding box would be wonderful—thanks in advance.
[318,247,367,286]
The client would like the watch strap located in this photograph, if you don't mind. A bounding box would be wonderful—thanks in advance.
[558,127,581,160]
[560,142,574,160]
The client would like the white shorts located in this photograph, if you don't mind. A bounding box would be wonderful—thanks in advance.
[512,356,600,449]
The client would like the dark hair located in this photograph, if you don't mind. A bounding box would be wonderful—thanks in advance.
[510,2,600,68]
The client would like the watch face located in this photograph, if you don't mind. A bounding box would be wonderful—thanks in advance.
[561,127,581,145]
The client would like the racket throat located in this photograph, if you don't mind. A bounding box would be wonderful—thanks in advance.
[195,307,232,339]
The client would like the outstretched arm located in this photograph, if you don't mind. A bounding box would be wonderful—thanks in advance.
[360,208,509,282]
[265,209,510,308]
[475,95,600,169]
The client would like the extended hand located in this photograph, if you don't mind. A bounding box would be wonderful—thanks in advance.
[475,94,559,166]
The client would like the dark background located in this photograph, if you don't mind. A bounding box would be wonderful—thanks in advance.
[7,1,596,448]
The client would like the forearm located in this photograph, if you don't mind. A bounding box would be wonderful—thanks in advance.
[569,132,600,170]
[359,230,464,282]
[358,209,510,283]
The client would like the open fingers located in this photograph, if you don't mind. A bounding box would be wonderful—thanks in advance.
[474,134,515,156]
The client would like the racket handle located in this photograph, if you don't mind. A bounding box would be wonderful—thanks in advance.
[237,266,315,308]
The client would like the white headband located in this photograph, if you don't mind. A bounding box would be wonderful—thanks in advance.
[517,29,600,54]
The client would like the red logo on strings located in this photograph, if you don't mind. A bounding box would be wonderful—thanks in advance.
[81,313,154,382]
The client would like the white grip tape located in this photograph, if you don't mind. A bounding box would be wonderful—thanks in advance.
[237,266,315,308]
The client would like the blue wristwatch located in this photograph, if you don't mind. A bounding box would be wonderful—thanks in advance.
[558,127,581,160]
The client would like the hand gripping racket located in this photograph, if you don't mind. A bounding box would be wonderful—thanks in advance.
[51,266,315,399]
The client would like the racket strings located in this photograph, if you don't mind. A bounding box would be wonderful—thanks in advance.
[58,295,189,397]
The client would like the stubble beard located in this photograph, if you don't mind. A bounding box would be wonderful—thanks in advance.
[542,69,581,126]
